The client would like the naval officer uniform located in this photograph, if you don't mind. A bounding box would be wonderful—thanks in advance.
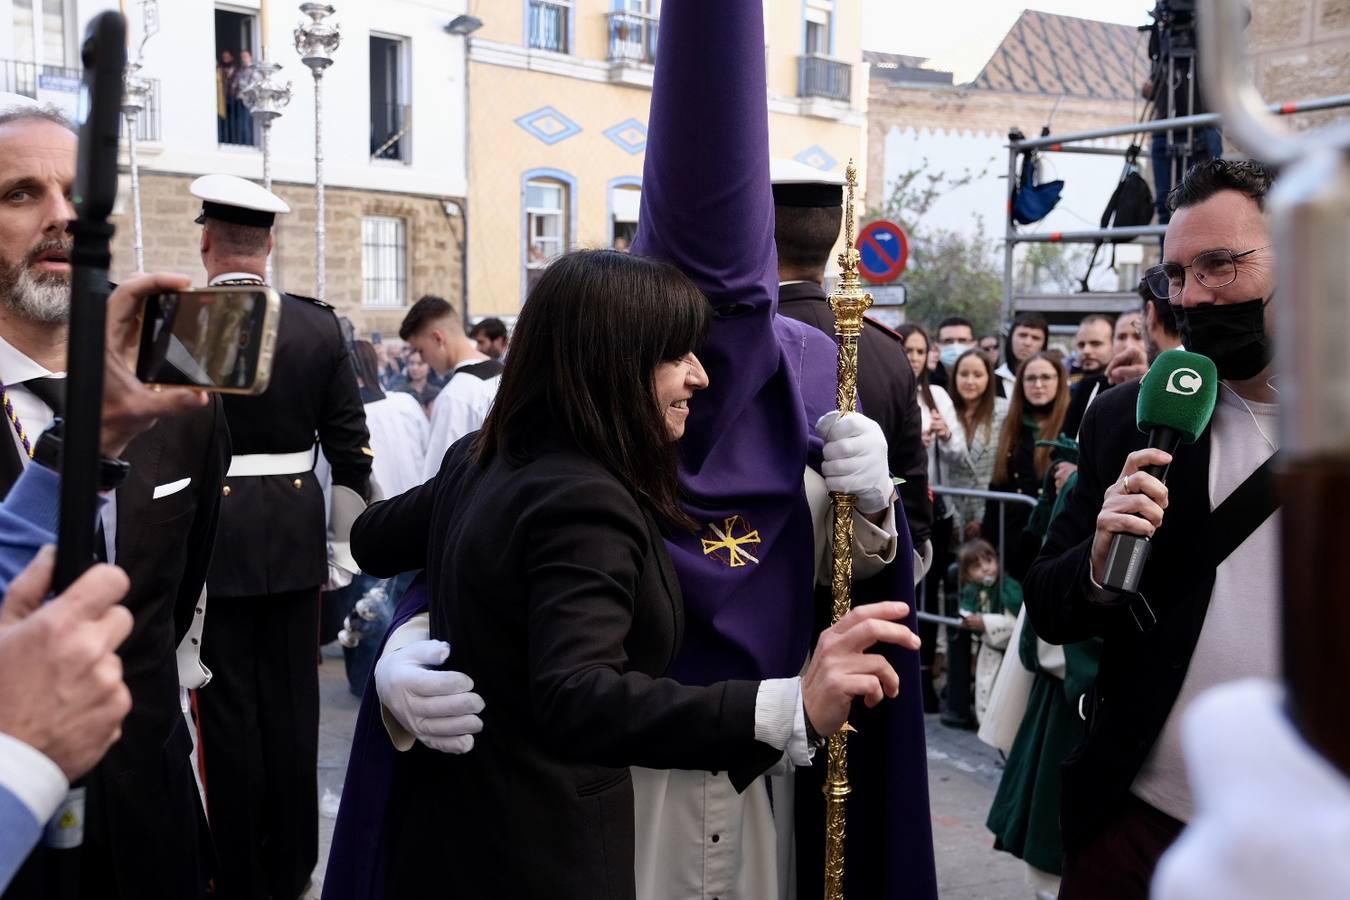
[189,175,374,900]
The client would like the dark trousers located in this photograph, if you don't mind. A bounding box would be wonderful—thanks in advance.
[199,589,321,900]
[1059,794,1185,900]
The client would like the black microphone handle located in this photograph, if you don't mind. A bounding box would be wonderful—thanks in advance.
[1101,426,1184,594]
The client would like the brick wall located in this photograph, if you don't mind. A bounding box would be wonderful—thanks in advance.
[1249,0,1350,132]
[110,173,464,338]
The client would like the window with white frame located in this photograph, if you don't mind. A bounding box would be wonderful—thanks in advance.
[804,5,830,56]
[370,33,410,162]
[12,0,74,67]
[362,216,408,308]
[525,179,567,293]
[527,0,572,53]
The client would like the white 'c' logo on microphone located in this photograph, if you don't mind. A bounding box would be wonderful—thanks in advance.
[1166,368,1203,396]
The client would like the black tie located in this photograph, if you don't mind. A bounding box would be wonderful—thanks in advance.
[24,376,66,418]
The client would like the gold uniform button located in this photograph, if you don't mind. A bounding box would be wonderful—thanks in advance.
[222,485,231,497]
[293,479,303,490]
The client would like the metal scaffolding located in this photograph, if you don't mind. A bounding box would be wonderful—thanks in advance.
[1002,92,1350,327]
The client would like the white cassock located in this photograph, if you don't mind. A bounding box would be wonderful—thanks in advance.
[423,363,501,481]
[364,391,429,496]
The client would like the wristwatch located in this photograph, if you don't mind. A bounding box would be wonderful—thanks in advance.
[33,419,132,493]
[803,698,828,751]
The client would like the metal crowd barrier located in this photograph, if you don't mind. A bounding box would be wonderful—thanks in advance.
[917,484,1038,627]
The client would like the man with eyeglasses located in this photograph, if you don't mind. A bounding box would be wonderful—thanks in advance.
[1020,158,1282,900]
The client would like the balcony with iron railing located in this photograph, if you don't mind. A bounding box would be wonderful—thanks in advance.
[607,11,658,66]
[371,102,411,162]
[0,58,162,141]
[527,0,571,54]
[798,54,852,103]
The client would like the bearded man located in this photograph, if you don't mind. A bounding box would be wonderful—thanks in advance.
[0,107,229,900]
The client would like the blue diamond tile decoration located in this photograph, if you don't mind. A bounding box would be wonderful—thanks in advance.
[603,118,648,155]
[794,145,838,172]
[515,106,582,145]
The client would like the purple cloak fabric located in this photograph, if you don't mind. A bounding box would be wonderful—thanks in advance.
[325,2,935,896]
[321,578,428,900]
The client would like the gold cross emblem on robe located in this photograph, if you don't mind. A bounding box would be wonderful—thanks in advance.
[701,515,762,567]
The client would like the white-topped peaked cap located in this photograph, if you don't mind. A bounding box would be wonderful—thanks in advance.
[769,157,845,208]
[190,174,290,228]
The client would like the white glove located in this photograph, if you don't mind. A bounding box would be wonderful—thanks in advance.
[374,639,485,754]
[816,411,894,515]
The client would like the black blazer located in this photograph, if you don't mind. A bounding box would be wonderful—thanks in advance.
[1,397,229,898]
[1021,381,1221,849]
[208,292,372,597]
[777,281,933,545]
[352,436,781,899]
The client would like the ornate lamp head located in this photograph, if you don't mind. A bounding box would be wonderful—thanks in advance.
[295,3,341,73]
[239,60,293,123]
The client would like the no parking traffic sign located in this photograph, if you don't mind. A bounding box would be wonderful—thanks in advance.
[857,220,909,284]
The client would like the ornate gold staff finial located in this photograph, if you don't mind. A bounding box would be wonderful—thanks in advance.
[823,158,872,900]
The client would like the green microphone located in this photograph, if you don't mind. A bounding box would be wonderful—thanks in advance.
[1102,349,1219,594]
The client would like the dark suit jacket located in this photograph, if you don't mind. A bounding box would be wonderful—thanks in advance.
[208,292,371,597]
[776,281,933,546]
[352,435,781,899]
[0,397,229,898]
[1021,381,1224,850]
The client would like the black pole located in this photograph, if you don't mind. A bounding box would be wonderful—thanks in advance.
[53,12,124,592]
[40,14,124,899]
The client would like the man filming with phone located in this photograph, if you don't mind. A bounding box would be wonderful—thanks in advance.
[0,106,230,899]
[0,266,227,894]
[1021,159,1282,900]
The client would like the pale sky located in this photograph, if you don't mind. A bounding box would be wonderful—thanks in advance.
[862,0,1156,83]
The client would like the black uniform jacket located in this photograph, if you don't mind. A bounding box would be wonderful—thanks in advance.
[351,435,781,899]
[0,397,229,897]
[1022,381,1224,850]
[207,293,372,597]
[776,280,933,546]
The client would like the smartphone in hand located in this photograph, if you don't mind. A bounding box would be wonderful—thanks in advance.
[135,287,281,394]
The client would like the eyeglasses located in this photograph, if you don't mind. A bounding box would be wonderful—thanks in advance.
[1023,373,1057,385]
[1143,246,1269,300]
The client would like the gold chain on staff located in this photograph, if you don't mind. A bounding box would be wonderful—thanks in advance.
[823,158,873,900]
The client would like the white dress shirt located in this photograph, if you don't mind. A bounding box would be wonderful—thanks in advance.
[422,359,500,481]
[0,335,116,562]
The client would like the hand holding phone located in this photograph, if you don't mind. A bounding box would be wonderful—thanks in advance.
[100,273,212,458]
[135,285,280,396]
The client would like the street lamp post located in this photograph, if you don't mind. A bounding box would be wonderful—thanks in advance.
[295,2,340,305]
[120,0,159,272]
[239,64,291,283]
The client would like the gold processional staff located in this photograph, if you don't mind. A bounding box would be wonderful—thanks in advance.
[823,158,873,899]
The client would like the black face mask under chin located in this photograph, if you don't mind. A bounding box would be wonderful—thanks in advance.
[1175,297,1275,381]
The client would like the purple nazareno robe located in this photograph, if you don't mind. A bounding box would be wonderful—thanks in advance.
[325,2,935,897]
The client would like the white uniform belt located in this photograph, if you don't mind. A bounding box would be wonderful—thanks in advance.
[226,450,314,478]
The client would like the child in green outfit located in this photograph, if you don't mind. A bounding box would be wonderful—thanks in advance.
[957,539,1024,724]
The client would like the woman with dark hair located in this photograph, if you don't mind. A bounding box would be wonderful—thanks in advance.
[941,348,1010,541]
[984,352,1070,579]
[897,323,965,484]
[344,250,918,898]
[392,349,440,417]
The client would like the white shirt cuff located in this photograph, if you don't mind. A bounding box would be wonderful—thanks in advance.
[0,732,68,823]
[853,502,898,564]
[754,677,814,767]
[380,613,431,752]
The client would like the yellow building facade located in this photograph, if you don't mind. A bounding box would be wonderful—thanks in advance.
[464,0,868,317]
